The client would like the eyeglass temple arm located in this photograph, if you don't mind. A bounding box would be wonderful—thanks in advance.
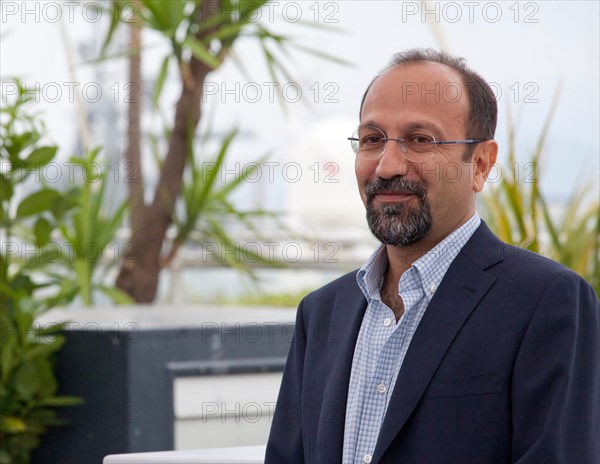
[434,140,484,145]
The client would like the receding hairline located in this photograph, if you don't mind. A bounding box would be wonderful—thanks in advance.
[359,60,469,120]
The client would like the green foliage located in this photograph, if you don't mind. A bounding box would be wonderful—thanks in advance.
[0,309,81,464]
[2,82,132,307]
[56,148,131,305]
[1,81,77,311]
[169,124,286,275]
[0,81,82,464]
[101,0,346,79]
[212,288,315,307]
[481,100,599,294]
[92,0,345,302]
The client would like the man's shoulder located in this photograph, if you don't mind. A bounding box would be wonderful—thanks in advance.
[293,270,365,326]
[303,269,362,304]
[505,244,597,298]
[502,242,570,274]
[470,224,595,295]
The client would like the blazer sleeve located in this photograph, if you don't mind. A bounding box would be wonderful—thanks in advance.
[511,271,600,463]
[265,298,307,464]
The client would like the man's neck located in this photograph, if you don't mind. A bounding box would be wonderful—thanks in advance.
[385,243,429,285]
[384,210,477,286]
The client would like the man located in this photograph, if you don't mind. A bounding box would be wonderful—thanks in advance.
[265,49,599,463]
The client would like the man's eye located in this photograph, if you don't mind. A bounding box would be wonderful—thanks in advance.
[361,135,384,145]
[409,134,434,144]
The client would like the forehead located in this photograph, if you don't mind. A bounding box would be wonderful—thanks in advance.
[361,62,469,133]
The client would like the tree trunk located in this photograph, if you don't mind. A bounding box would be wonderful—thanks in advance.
[124,3,144,237]
[116,1,220,303]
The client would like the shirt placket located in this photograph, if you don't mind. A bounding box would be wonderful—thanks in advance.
[355,272,426,463]
[354,302,406,462]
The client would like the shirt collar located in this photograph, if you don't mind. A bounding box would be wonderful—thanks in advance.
[357,213,481,302]
[356,243,388,301]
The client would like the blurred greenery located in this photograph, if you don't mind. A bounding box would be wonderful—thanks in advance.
[54,147,131,306]
[209,288,315,308]
[1,81,83,464]
[481,99,599,294]
[2,83,133,307]
[166,122,293,280]
[97,0,346,302]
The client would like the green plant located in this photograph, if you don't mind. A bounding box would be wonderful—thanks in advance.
[55,148,132,305]
[481,99,599,293]
[0,309,81,464]
[95,0,345,302]
[2,89,132,305]
[1,82,82,464]
[163,125,285,277]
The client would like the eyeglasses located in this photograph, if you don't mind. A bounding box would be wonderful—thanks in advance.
[348,126,485,162]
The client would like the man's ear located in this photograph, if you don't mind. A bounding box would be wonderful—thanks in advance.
[472,140,498,192]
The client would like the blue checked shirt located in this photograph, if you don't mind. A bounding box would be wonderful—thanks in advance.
[342,213,481,464]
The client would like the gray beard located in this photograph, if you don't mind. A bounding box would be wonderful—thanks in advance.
[365,178,432,246]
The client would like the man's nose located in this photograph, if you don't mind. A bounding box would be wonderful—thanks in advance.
[375,139,411,179]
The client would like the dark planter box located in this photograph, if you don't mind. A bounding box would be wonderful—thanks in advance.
[31,307,295,464]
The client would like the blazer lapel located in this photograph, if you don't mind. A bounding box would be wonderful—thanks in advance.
[315,279,367,464]
[372,223,503,463]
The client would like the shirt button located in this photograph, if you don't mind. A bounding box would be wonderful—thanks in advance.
[430,283,437,293]
[376,383,387,394]
[383,317,392,327]
[363,454,372,463]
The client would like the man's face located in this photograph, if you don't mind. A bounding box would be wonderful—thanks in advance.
[356,62,492,247]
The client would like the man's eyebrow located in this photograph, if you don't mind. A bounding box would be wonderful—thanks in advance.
[403,121,444,135]
[357,120,382,131]
[358,120,444,135]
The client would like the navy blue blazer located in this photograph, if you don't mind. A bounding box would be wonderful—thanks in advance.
[265,222,600,463]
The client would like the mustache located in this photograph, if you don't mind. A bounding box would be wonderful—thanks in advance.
[365,177,427,200]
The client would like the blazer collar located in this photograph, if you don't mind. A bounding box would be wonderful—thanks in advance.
[314,274,367,464]
[371,221,505,463]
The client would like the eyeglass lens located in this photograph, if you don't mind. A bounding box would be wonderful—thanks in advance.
[351,126,437,161]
